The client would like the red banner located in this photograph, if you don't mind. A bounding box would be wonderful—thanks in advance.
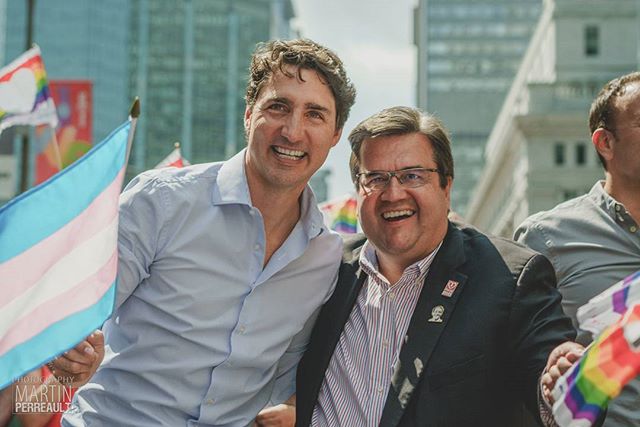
[34,80,92,185]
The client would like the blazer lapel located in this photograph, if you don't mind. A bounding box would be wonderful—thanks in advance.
[379,223,468,427]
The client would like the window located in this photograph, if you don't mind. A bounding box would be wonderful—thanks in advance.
[575,143,587,165]
[554,143,565,165]
[585,25,599,56]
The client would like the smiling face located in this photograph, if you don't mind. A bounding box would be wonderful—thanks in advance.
[357,132,452,269]
[244,66,341,197]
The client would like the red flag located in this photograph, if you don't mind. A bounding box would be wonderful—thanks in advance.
[154,143,190,169]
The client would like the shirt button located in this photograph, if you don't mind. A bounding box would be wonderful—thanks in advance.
[631,226,637,233]
[206,399,214,405]
[377,386,384,394]
[382,339,389,348]
[238,325,246,334]
[254,244,261,251]
[388,292,396,300]
[615,205,621,211]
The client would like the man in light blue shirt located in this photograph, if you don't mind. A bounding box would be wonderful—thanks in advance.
[58,39,356,427]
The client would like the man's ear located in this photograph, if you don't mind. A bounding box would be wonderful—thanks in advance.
[244,105,253,131]
[331,128,343,148]
[592,128,615,162]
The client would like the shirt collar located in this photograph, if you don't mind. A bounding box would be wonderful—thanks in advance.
[359,239,443,286]
[212,148,252,207]
[211,148,326,239]
[589,180,639,232]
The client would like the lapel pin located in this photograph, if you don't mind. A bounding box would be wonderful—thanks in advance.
[441,279,459,298]
[428,305,444,323]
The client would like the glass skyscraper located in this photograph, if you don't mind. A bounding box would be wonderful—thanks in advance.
[415,0,541,215]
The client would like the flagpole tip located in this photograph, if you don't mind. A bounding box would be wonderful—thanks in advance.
[174,142,180,149]
[129,97,141,119]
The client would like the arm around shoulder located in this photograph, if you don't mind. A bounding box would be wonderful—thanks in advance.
[507,253,576,420]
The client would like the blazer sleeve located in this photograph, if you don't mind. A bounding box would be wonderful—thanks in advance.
[505,253,576,422]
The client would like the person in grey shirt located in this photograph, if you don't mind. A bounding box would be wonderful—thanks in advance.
[52,39,356,427]
[515,71,640,427]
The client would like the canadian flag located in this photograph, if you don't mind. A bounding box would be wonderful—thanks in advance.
[154,143,191,168]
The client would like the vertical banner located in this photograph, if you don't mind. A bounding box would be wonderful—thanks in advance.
[34,80,93,185]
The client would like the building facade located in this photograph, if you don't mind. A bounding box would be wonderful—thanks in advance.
[414,0,541,214]
[465,0,639,237]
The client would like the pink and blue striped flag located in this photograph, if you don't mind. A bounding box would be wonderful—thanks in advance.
[0,119,133,388]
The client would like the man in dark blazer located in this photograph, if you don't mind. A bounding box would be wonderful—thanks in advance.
[296,107,580,427]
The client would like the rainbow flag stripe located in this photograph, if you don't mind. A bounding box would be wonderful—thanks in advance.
[320,194,358,234]
[0,120,132,388]
[0,45,58,130]
[578,270,640,336]
[552,304,640,426]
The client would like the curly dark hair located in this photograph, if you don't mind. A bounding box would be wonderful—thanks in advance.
[245,39,356,130]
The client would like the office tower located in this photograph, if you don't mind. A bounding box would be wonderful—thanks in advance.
[414,0,541,214]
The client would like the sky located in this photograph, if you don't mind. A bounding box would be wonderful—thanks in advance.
[292,0,418,199]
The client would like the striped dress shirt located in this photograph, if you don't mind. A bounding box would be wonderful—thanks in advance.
[312,241,441,426]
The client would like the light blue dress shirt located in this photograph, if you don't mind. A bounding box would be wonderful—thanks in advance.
[63,149,341,427]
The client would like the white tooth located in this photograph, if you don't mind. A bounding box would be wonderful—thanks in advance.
[274,147,305,157]
[383,209,414,219]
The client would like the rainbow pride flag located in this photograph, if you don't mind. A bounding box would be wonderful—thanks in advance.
[578,270,640,336]
[0,119,133,388]
[0,45,58,132]
[319,193,358,234]
[552,303,640,426]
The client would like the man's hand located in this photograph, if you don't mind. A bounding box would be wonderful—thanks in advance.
[49,330,104,387]
[254,395,295,427]
[541,341,584,405]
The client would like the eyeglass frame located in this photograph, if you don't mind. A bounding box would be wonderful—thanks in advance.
[355,167,442,194]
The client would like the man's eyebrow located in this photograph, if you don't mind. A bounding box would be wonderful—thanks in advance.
[268,97,291,105]
[306,103,331,112]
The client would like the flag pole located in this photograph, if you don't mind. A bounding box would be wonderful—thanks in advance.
[50,130,63,172]
[124,97,140,172]
[19,0,36,193]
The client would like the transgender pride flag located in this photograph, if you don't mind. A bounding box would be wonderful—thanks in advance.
[0,118,134,388]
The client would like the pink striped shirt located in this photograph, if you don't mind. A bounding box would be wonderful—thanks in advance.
[312,241,441,426]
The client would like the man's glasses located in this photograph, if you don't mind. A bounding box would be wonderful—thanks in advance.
[356,167,441,193]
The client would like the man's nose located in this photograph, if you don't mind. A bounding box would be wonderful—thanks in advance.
[380,175,406,201]
[281,113,304,143]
